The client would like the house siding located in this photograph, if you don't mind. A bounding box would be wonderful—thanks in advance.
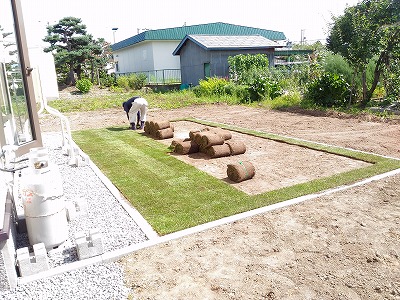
[115,41,181,75]
[152,41,181,70]
[115,42,155,74]
[179,40,275,86]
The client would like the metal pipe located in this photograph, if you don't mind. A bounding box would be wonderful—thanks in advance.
[35,69,79,166]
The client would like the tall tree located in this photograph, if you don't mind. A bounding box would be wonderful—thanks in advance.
[43,17,94,85]
[327,0,400,106]
[86,38,112,84]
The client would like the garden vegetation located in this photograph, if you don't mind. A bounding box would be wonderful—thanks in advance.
[47,0,399,115]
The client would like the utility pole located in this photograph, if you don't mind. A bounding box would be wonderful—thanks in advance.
[112,27,118,44]
[300,29,305,45]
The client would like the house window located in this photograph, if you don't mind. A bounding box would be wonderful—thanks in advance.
[204,63,210,78]
[0,0,42,156]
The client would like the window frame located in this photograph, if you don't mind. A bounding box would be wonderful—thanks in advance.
[4,0,43,156]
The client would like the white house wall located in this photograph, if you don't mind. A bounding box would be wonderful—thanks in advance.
[115,42,154,74]
[152,41,181,70]
[115,41,180,74]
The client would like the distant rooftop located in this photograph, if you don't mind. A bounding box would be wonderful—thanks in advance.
[111,22,286,51]
[173,35,281,55]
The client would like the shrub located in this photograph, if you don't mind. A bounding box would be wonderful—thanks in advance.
[305,72,351,107]
[322,53,353,85]
[192,77,248,103]
[382,58,400,102]
[116,76,129,91]
[99,74,116,88]
[195,77,229,96]
[228,54,269,85]
[192,85,202,97]
[109,85,125,93]
[248,75,282,102]
[222,82,235,95]
[76,78,92,93]
[371,85,386,100]
[128,73,147,90]
[234,85,251,102]
[289,63,313,92]
[268,91,302,109]
[224,83,250,102]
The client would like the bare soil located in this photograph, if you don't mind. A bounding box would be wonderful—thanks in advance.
[40,102,400,300]
[158,121,370,195]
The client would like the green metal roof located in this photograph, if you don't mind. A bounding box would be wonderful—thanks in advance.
[111,22,286,51]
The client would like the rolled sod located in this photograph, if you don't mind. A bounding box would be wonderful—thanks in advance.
[154,120,171,130]
[145,120,157,136]
[193,132,203,145]
[144,121,151,134]
[189,130,201,140]
[212,128,232,140]
[226,161,255,182]
[205,143,231,158]
[174,141,200,154]
[226,140,246,155]
[190,127,211,141]
[155,127,174,139]
[199,144,209,154]
[169,139,180,148]
[200,132,225,148]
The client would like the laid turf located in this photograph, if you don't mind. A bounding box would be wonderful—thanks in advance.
[72,120,400,235]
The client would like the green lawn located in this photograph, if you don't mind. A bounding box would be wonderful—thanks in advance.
[72,119,400,235]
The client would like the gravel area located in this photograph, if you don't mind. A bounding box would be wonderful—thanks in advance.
[0,132,149,299]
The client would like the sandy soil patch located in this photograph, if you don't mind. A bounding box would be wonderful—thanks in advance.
[157,121,370,195]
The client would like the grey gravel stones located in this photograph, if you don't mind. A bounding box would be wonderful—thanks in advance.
[1,132,148,299]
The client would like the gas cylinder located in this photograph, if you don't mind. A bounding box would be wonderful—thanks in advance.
[21,147,68,250]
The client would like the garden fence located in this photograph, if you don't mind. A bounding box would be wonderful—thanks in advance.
[116,69,181,85]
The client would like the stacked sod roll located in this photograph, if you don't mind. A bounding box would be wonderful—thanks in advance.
[170,125,255,182]
[144,120,174,139]
[173,140,200,154]
[172,126,246,158]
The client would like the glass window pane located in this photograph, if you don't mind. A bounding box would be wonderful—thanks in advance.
[0,0,33,145]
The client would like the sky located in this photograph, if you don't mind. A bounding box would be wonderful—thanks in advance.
[20,0,360,48]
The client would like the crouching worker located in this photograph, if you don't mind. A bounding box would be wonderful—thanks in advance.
[123,98,140,129]
[122,96,148,130]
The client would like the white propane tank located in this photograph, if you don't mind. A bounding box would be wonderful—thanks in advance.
[21,147,68,250]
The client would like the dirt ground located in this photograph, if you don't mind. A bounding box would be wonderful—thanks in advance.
[158,120,370,195]
[40,103,400,300]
